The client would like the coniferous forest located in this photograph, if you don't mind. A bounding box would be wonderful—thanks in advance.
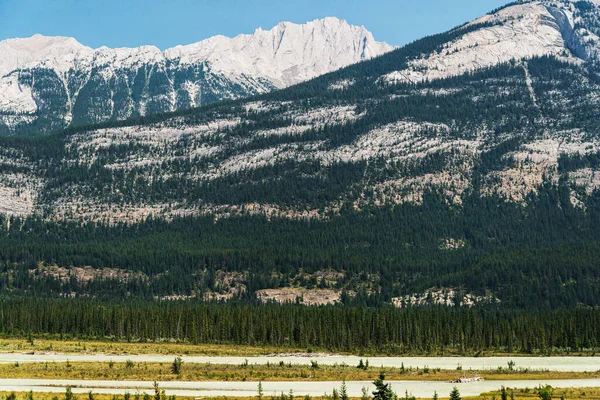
[1,298,598,354]
[0,187,599,353]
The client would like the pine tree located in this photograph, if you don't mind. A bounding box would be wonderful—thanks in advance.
[372,372,396,400]
[332,389,340,400]
[171,357,183,375]
[153,382,160,400]
[340,381,349,400]
[65,387,75,400]
[258,381,264,400]
[449,387,461,400]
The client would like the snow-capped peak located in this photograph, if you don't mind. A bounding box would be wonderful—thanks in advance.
[0,34,93,76]
[163,17,394,86]
[0,18,393,135]
[0,17,393,86]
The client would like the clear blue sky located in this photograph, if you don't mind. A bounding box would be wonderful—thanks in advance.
[0,0,510,49]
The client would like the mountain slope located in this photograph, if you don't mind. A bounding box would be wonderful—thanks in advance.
[0,18,393,136]
[2,0,600,221]
[1,0,600,307]
[382,1,573,84]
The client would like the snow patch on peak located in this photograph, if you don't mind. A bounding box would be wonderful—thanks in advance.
[164,17,394,87]
[0,34,93,76]
[2,34,88,54]
[382,2,574,85]
[92,45,164,68]
[0,18,393,134]
[1,17,392,87]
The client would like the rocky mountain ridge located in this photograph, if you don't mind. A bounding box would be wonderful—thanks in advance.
[0,17,393,136]
[382,0,600,84]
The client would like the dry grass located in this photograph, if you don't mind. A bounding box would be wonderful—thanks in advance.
[1,361,599,382]
[0,338,304,356]
[0,337,598,357]
[480,386,600,399]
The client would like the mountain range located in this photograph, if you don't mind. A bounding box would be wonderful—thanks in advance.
[0,17,393,136]
[1,0,600,307]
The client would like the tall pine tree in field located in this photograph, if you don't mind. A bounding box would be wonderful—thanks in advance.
[373,372,396,400]
[449,387,461,400]
[340,381,349,400]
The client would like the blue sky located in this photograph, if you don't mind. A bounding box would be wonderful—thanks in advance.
[0,0,510,49]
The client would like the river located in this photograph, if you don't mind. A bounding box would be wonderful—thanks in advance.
[3,378,600,397]
[1,354,599,372]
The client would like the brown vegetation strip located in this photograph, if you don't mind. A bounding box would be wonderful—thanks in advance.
[2,361,599,382]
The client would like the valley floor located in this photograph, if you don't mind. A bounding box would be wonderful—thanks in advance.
[1,340,598,399]
[1,338,598,358]
[0,338,295,357]
[1,361,599,382]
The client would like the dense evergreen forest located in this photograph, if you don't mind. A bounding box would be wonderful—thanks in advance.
[2,298,599,354]
[1,185,600,310]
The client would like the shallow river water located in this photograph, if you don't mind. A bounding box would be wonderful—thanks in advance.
[3,378,600,397]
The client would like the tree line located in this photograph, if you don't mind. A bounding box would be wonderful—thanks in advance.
[1,298,599,354]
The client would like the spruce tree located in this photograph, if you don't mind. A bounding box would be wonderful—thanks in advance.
[171,357,183,375]
[340,381,349,400]
[449,387,461,400]
[258,381,264,400]
[372,372,396,400]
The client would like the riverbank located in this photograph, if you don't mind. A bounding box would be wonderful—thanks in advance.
[1,338,598,358]
[0,338,300,357]
[2,361,600,382]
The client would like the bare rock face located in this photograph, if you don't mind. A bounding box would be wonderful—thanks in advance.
[0,18,393,136]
